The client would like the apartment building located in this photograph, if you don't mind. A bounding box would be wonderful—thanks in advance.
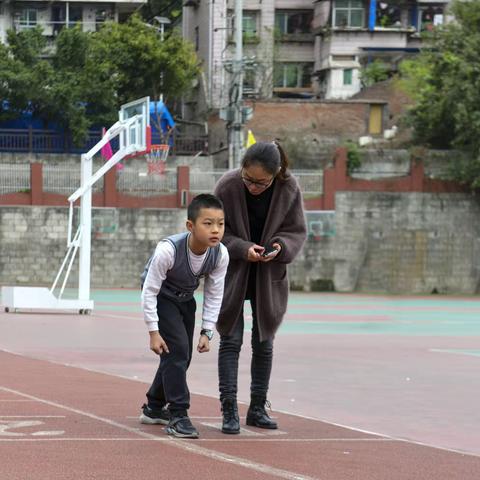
[313,0,451,99]
[182,0,451,116]
[182,0,316,115]
[0,0,145,44]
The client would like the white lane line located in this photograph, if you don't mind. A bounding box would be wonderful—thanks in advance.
[0,386,318,480]
[0,437,396,443]
[429,348,480,358]
[0,416,66,418]
[4,349,480,459]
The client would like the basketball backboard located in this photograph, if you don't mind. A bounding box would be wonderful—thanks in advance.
[119,96,150,152]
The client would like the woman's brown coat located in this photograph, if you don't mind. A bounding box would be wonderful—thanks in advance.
[214,168,307,341]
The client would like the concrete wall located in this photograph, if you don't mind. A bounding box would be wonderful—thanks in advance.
[293,192,480,294]
[1,191,479,294]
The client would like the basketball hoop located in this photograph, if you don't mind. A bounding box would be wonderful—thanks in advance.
[146,144,169,175]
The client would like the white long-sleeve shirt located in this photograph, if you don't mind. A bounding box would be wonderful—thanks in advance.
[141,240,229,332]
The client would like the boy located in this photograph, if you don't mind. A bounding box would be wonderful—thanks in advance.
[140,194,228,439]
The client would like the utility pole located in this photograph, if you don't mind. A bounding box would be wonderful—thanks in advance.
[221,0,252,168]
[231,0,244,168]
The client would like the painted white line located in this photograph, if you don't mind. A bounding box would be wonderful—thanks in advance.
[31,431,65,436]
[0,437,396,443]
[429,348,480,358]
[0,386,318,480]
[200,422,262,436]
[0,416,66,418]
[3,348,480,459]
[126,416,222,420]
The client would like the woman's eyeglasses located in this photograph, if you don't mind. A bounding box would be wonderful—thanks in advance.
[241,173,274,189]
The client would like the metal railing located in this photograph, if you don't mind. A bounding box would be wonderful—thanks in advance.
[0,129,103,154]
[0,128,208,156]
[117,167,177,197]
[190,170,324,195]
[0,164,30,195]
[0,164,323,198]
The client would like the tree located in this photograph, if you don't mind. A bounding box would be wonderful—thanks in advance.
[0,14,199,145]
[0,28,51,123]
[141,0,182,25]
[91,15,199,105]
[399,0,480,188]
[91,14,199,139]
[360,60,390,88]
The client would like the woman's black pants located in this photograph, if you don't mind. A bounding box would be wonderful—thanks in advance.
[218,295,273,402]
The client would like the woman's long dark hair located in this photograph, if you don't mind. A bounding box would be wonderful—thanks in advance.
[241,141,289,181]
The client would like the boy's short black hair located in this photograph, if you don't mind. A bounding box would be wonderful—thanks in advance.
[187,194,224,222]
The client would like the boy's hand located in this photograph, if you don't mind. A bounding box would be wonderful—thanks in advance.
[197,335,210,353]
[149,331,169,355]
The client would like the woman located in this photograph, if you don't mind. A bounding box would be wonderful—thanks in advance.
[214,141,307,434]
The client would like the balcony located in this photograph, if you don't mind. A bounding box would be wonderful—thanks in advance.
[13,19,107,35]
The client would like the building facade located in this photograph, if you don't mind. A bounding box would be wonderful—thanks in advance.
[0,0,145,45]
[182,0,451,115]
[313,0,451,99]
[182,0,316,115]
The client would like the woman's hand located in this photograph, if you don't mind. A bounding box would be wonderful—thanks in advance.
[247,244,264,262]
[258,242,282,263]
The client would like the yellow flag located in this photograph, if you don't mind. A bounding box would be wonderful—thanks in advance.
[246,129,256,148]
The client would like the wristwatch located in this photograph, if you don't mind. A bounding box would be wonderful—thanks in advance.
[200,329,214,340]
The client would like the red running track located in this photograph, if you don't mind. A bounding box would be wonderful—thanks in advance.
[1,351,479,480]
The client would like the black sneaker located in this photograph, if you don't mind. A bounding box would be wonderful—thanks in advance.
[166,412,199,439]
[139,403,170,425]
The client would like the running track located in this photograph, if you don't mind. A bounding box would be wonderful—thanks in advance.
[1,291,479,479]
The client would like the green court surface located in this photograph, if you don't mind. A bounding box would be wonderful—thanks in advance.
[85,289,480,337]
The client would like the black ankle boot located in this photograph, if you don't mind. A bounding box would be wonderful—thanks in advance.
[246,395,278,429]
[221,398,240,434]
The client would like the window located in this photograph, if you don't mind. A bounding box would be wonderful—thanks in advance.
[275,10,313,35]
[95,9,112,30]
[195,26,199,51]
[376,2,401,28]
[419,6,444,32]
[274,63,313,88]
[19,9,37,28]
[243,11,257,39]
[343,69,353,85]
[69,6,83,28]
[333,1,365,28]
[243,68,256,95]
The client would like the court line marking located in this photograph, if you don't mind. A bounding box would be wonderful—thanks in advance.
[0,386,318,480]
[2,348,480,459]
[0,437,396,443]
[0,415,66,418]
[429,348,480,358]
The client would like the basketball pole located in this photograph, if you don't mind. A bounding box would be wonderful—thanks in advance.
[69,122,140,306]
[78,153,92,302]
[1,97,150,314]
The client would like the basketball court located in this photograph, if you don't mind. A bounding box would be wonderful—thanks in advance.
[1,290,479,479]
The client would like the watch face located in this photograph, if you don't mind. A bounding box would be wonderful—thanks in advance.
[202,330,213,340]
